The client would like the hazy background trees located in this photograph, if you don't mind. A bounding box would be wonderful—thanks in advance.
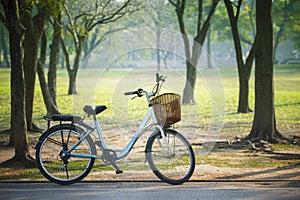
[61,0,139,94]
[167,0,219,104]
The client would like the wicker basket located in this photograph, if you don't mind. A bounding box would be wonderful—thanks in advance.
[150,93,181,127]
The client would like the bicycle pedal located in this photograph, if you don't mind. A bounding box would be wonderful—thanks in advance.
[116,169,123,174]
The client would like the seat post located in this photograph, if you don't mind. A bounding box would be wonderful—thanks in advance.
[92,114,97,122]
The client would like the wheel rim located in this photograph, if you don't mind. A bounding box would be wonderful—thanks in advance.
[38,130,94,182]
[149,130,194,183]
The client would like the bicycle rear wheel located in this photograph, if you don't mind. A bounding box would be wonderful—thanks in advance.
[36,124,96,185]
[146,129,195,185]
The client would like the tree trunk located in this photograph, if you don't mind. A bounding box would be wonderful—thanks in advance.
[156,28,161,72]
[161,50,170,69]
[23,30,39,131]
[48,14,62,106]
[37,32,60,115]
[224,0,255,113]
[1,0,35,167]
[19,0,37,131]
[175,0,219,104]
[0,26,10,67]
[207,27,212,68]
[61,37,77,95]
[274,23,284,64]
[68,70,77,95]
[65,36,85,95]
[182,24,214,104]
[274,0,290,64]
[182,62,196,104]
[246,0,283,143]
[237,70,251,113]
[182,30,205,104]
[20,1,50,131]
[60,52,65,69]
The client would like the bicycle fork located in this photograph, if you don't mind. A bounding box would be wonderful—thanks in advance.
[155,126,174,157]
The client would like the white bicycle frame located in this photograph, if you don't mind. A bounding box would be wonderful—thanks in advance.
[67,91,172,161]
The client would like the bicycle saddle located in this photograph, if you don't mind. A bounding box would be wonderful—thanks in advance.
[83,105,107,115]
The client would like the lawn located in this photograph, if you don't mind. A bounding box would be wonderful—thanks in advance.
[0,65,299,181]
[0,65,299,140]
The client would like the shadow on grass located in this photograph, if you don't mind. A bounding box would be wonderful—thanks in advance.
[218,163,300,180]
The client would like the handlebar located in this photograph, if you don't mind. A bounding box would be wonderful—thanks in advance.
[124,73,166,100]
[156,73,166,83]
[124,88,144,97]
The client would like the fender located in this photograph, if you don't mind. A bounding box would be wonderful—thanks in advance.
[35,124,84,149]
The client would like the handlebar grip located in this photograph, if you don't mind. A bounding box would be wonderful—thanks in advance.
[124,89,144,97]
[124,91,136,95]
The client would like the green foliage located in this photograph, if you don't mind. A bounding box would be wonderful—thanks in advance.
[214,0,255,52]
[45,0,63,18]
[273,0,300,49]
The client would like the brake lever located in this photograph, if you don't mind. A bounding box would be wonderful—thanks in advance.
[131,94,143,100]
[161,76,166,82]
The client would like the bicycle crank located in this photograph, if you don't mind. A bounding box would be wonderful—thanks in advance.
[102,149,123,174]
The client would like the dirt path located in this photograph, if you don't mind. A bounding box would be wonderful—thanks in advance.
[1,129,300,181]
[1,143,300,181]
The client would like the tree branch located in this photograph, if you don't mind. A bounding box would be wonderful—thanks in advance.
[88,1,139,31]
[62,1,79,46]
[235,0,242,20]
[61,38,72,71]
[0,3,8,28]
[245,35,257,72]
[239,34,253,45]
[168,0,177,7]
[196,0,219,43]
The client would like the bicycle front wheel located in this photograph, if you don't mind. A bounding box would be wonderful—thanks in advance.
[36,124,96,185]
[146,129,195,185]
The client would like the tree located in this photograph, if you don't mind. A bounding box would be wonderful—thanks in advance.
[273,0,300,63]
[37,31,60,115]
[19,0,52,131]
[0,23,9,67]
[0,0,35,167]
[145,0,164,71]
[61,0,139,94]
[168,0,219,104]
[245,0,283,143]
[141,1,178,70]
[48,13,63,107]
[223,0,256,113]
[82,23,132,68]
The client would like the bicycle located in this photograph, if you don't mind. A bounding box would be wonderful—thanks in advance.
[35,73,195,185]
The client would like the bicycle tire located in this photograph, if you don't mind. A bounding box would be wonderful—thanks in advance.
[146,128,195,185]
[36,124,96,185]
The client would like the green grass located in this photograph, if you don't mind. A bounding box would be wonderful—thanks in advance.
[198,149,300,168]
[0,65,299,180]
[0,65,299,134]
[0,168,43,181]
